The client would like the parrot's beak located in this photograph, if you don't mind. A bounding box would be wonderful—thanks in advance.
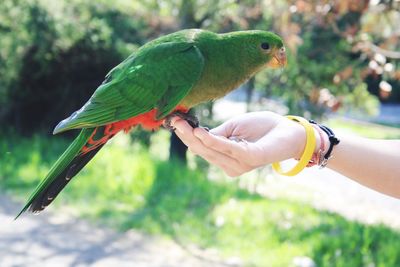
[267,47,287,68]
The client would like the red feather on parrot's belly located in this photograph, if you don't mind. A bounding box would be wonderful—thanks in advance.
[108,105,189,134]
[81,105,188,155]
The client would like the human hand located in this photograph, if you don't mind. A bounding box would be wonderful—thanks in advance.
[172,111,309,177]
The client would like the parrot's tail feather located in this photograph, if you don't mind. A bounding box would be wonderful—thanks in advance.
[15,127,113,219]
[29,143,105,213]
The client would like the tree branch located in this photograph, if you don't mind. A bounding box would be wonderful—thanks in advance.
[368,43,400,59]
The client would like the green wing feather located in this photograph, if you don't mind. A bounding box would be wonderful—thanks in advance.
[53,41,205,134]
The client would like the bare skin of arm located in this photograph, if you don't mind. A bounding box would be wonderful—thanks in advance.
[171,112,400,198]
[327,136,400,198]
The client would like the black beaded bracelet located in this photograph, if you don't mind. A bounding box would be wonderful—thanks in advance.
[309,120,340,167]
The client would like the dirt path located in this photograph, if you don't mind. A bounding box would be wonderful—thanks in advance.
[0,195,232,267]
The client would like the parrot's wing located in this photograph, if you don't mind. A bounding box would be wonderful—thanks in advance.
[53,42,205,133]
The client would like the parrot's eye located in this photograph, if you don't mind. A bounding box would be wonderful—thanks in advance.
[260,42,270,50]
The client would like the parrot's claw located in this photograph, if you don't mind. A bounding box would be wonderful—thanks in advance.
[163,116,176,131]
[164,111,200,131]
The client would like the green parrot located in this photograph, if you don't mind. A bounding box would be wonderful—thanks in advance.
[16,29,286,218]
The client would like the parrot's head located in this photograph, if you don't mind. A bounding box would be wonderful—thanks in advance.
[222,30,287,71]
[247,30,287,69]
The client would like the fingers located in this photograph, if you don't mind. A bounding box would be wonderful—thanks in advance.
[172,119,254,176]
[209,121,233,137]
[193,128,266,167]
[192,127,246,158]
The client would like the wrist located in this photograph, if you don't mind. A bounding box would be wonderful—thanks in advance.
[313,127,321,153]
[309,120,340,167]
[292,121,307,159]
[319,128,330,155]
[273,116,317,176]
[294,121,330,167]
[312,125,330,154]
[305,124,327,167]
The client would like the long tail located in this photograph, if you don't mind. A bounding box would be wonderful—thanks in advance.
[15,126,113,219]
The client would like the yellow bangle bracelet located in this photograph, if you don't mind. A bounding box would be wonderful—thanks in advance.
[272,115,316,176]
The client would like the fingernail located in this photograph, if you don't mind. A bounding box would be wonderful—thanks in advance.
[170,119,181,133]
[170,117,178,126]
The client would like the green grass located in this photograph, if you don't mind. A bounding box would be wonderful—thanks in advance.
[1,131,400,266]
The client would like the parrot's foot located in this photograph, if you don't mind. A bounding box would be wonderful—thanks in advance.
[164,111,199,131]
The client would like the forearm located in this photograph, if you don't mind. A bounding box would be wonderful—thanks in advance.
[327,135,400,198]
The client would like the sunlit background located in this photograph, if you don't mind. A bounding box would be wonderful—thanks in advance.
[1,0,400,266]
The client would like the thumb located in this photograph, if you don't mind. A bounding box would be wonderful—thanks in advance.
[210,120,234,138]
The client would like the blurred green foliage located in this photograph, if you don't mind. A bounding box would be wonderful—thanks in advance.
[1,132,400,267]
[0,0,142,134]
